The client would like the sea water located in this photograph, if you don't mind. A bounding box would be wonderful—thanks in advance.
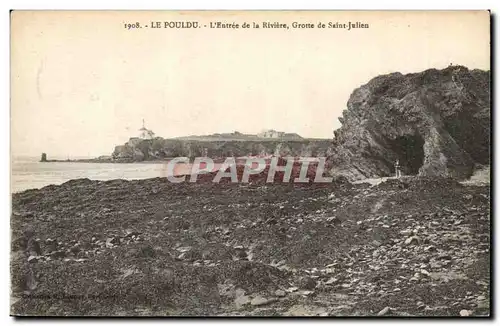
[10,156,182,193]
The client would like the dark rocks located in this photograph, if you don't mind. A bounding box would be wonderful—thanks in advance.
[176,247,202,262]
[10,166,490,316]
[50,251,66,259]
[324,277,338,285]
[233,247,248,261]
[404,236,420,246]
[424,245,437,252]
[329,66,490,180]
[105,236,120,248]
[299,276,317,290]
[139,245,156,258]
[69,244,81,255]
[45,238,58,252]
[27,238,42,256]
[326,216,342,226]
[437,254,453,261]
[125,231,141,238]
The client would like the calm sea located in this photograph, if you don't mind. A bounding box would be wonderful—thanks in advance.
[11,156,184,193]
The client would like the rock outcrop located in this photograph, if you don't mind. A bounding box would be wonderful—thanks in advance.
[329,66,490,180]
[112,138,333,162]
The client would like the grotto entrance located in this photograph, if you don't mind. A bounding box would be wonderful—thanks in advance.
[389,134,425,175]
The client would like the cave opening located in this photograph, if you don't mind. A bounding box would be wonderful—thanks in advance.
[389,134,425,175]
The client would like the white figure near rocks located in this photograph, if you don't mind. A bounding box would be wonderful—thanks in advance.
[395,159,401,178]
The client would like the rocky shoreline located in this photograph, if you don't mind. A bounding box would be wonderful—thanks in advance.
[39,158,169,164]
[11,176,490,316]
[38,66,490,182]
[13,65,490,316]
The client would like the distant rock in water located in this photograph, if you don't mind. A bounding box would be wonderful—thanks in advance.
[40,153,47,162]
[329,65,490,180]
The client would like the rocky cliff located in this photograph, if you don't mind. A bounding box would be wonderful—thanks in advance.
[112,138,333,162]
[329,66,490,180]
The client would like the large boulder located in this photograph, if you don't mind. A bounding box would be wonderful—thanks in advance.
[329,66,490,180]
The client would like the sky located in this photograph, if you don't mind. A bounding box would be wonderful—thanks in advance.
[11,11,490,157]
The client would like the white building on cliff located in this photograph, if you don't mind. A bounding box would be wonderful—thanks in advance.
[257,129,303,140]
[138,119,155,139]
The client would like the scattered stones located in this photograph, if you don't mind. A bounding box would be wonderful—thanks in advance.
[274,289,286,297]
[420,269,430,277]
[299,276,317,290]
[437,254,452,261]
[325,277,338,285]
[105,237,120,248]
[125,230,141,238]
[459,309,472,317]
[327,216,342,225]
[284,305,311,316]
[323,267,335,274]
[404,236,420,246]
[234,294,250,308]
[377,306,391,316]
[11,170,490,316]
[27,255,39,263]
[233,247,248,261]
[250,296,274,306]
[176,246,192,253]
[27,239,42,256]
[45,238,58,252]
[424,245,436,252]
[70,244,80,255]
[50,250,66,259]
[477,301,489,310]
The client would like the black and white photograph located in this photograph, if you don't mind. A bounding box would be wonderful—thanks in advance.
[9,10,491,317]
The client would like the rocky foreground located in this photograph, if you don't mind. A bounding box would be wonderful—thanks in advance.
[11,176,490,316]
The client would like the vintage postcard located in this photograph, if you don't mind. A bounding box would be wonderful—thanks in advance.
[10,10,490,317]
